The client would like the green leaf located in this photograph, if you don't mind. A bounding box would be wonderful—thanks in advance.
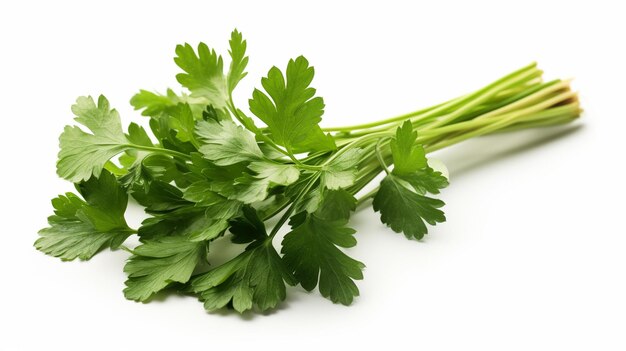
[251,194,290,220]
[248,161,300,185]
[126,122,154,147]
[398,168,449,195]
[132,180,191,213]
[175,43,228,109]
[136,181,240,241]
[57,95,131,182]
[292,185,356,222]
[168,103,196,144]
[184,153,247,196]
[192,242,296,313]
[371,122,448,239]
[390,121,427,175]
[282,213,364,305]
[182,180,221,204]
[228,173,271,204]
[183,217,229,242]
[131,89,209,129]
[320,148,364,190]
[227,29,248,92]
[372,175,446,240]
[182,182,243,219]
[139,207,231,242]
[119,154,179,190]
[119,123,174,190]
[75,170,129,230]
[230,162,300,204]
[130,89,182,117]
[35,171,132,261]
[175,30,248,110]
[248,56,336,154]
[57,96,183,184]
[124,236,206,301]
[136,208,201,240]
[195,119,263,166]
[315,189,356,221]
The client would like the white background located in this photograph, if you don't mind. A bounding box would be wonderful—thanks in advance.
[1,1,625,350]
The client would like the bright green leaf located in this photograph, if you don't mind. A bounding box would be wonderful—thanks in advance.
[195,119,263,165]
[227,29,248,92]
[57,95,130,182]
[320,148,364,189]
[192,242,296,313]
[35,171,132,261]
[130,89,181,117]
[230,162,300,204]
[248,56,336,154]
[168,103,196,144]
[175,30,248,110]
[390,121,427,175]
[124,236,206,301]
[398,168,449,195]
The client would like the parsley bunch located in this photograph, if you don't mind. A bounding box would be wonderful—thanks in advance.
[36,30,581,312]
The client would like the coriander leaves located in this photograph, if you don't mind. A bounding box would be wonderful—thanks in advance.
[57,95,130,182]
[38,29,581,314]
[282,213,364,305]
[57,95,190,183]
[174,30,248,110]
[373,175,446,239]
[373,121,448,239]
[36,171,133,260]
[192,242,296,313]
[195,119,263,165]
[249,56,336,154]
[124,236,207,301]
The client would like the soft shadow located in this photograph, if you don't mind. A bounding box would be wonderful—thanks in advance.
[203,235,246,267]
[198,286,308,320]
[206,306,256,320]
[132,282,194,303]
[432,124,583,179]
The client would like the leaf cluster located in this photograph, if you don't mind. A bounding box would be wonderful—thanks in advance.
[36,30,448,313]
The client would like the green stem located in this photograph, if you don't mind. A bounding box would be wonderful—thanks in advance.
[267,132,392,237]
[322,62,539,133]
[321,96,465,133]
[268,174,320,239]
[375,138,391,174]
[356,188,378,206]
[262,201,291,222]
[331,68,544,141]
[129,145,191,160]
[297,164,324,171]
[251,63,579,224]
[416,90,576,139]
[323,131,393,166]
[424,66,543,129]
[495,108,580,133]
[422,97,578,153]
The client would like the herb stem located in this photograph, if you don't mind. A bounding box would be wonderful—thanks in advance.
[322,62,540,133]
[128,145,191,160]
[375,138,391,175]
[268,174,320,239]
